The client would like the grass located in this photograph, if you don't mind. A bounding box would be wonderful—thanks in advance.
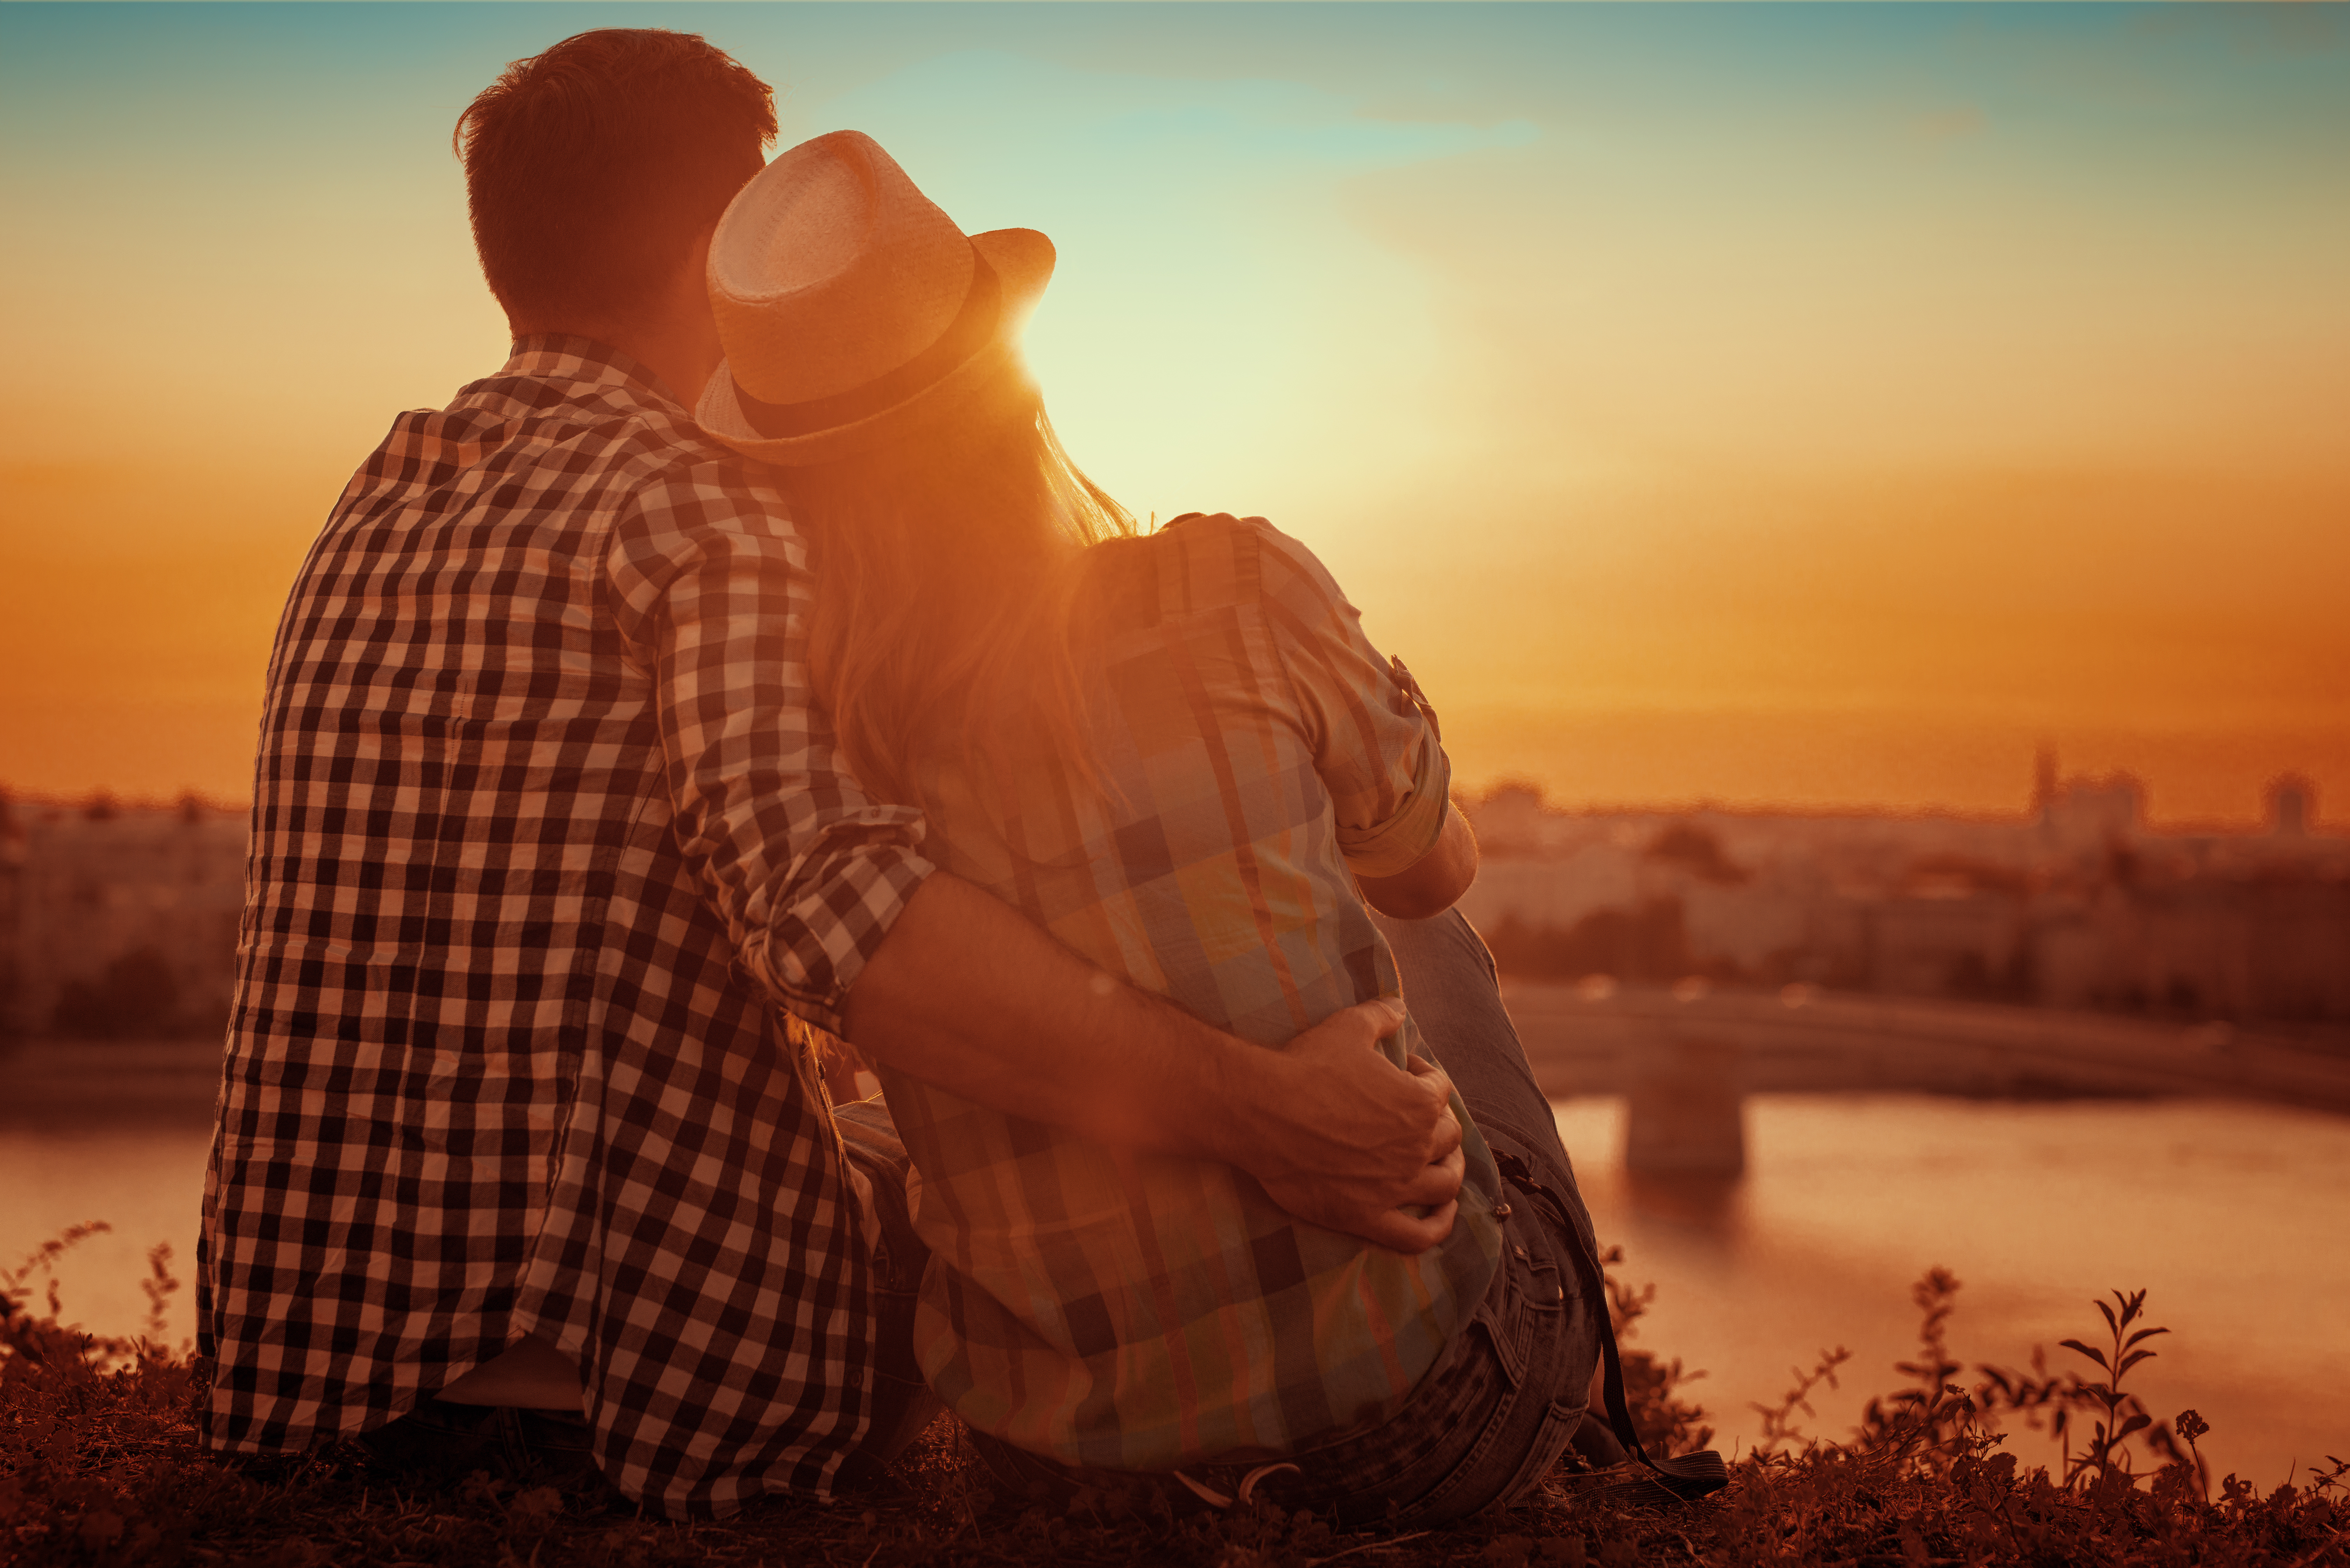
[5,1226,2345,1568]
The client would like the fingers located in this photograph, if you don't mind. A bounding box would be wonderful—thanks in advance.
[1406,1051,1456,1104]
[1398,1142,1466,1210]
[1256,1167,1462,1254]
[1348,996,1408,1046]
[1356,1199,1460,1255]
[1248,1007,1470,1249]
[1406,1055,1465,1166]
[1287,996,1405,1059]
[1425,1103,1463,1168]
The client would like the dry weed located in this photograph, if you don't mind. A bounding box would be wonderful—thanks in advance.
[5,1230,2344,1567]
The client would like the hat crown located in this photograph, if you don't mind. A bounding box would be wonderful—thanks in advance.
[710,130,976,405]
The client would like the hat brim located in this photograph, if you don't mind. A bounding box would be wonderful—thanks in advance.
[697,227,1053,469]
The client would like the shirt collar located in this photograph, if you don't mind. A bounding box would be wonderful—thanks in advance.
[499,334,684,415]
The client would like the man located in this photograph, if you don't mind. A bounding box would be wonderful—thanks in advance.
[197,29,1461,1520]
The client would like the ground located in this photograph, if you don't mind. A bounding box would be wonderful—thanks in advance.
[5,1239,2345,1568]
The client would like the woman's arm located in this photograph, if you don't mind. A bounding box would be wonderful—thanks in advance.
[1357,800,1479,920]
[1238,518,1473,921]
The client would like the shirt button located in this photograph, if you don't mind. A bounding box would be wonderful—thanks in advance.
[1513,1245,1530,1262]
[1492,1202,1512,1219]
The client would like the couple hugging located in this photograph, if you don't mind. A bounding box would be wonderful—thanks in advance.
[199,28,1719,1523]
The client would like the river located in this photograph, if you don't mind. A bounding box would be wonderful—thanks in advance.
[4,1078,2343,1489]
[1551,1093,2350,1488]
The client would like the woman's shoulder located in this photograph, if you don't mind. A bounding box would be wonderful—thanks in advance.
[1113,512,1352,619]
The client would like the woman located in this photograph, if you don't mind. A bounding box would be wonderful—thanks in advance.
[696,131,1716,1523]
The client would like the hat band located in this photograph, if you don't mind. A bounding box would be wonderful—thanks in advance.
[733,249,1003,440]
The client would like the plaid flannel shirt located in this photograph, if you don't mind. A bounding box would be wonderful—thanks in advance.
[198,338,933,1517]
[882,514,1505,1472]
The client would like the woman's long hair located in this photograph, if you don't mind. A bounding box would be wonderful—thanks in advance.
[789,379,1139,808]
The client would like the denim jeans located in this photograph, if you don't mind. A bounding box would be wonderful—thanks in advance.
[971,909,1617,1526]
[831,1097,948,1488]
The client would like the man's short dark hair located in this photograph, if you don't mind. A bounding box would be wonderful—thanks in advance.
[455,29,777,326]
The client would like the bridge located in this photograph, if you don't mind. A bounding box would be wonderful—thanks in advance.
[8,992,2348,1172]
[1503,981,2350,1176]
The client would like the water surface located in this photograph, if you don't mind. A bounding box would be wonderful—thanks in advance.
[1553,1094,2350,1489]
[5,1093,2343,1488]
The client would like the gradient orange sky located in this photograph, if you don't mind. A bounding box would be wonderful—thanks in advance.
[3,5,2344,823]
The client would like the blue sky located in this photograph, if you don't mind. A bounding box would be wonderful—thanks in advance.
[3,5,2345,815]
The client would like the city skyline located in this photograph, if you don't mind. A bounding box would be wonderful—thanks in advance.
[3,745,2335,839]
[3,4,2344,820]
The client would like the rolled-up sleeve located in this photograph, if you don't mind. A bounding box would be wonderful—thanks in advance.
[609,458,935,1034]
[1252,522,1454,881]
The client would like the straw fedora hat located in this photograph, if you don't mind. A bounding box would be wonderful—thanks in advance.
[696,130,1055,468]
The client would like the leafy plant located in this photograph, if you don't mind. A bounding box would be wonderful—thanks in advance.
[1599,1246,1714,1458]
[2059,1288,2168,1488]
[1748,1346,1851,1457]
[1975,1285,2199,1494]
[2,1221,114,1326]
[1855,1267,1992,1471]
[4,1233,2347,1568]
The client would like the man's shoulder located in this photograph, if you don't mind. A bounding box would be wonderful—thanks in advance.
[608,424,798,554]
[363,359,798,549]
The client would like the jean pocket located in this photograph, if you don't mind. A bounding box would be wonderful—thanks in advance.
[1494,1399,1589,1511]
[1390,1341,1526,1525]
[1470,1282,1527,1390]
[1521,1258,1567,1314]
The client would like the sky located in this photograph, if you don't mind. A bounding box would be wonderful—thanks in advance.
[2,3,2345,823]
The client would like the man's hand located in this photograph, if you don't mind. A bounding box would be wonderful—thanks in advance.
[1232,999,1466,1254]
[845,875,1468,1257]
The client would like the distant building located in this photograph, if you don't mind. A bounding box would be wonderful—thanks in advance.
[8,754,2343,1037]
[0,795,25,1028]
[1865,889,2026,999]
[1458,841,1640,935]
[1465,782,1554,857]
[2042,771,2144,858]
[1458,756,2349,1025]
[2269,775,2314,838]
[0,791,246,1038]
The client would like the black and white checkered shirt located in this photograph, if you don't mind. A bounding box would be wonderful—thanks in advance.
[198,337,934,1516]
